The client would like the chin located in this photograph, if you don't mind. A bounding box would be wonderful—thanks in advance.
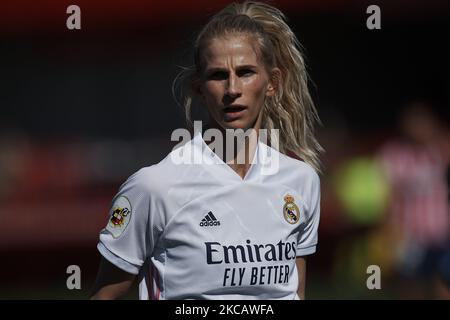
[221,119,254,131]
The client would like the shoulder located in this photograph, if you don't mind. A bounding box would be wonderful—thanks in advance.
[272,146,320,183]
[118,140,197,195]
[261,145,320,206]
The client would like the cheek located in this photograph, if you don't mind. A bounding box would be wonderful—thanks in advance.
[203,82,223,102]
[244,77,268,104]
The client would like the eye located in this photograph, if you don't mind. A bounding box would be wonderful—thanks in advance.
[237,69,255,77]
[207,71,228,81]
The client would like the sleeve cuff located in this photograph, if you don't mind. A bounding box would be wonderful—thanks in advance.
[97,242,141,275]
[296,244,316,257]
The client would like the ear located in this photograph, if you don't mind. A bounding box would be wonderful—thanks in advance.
[266,67,281,97]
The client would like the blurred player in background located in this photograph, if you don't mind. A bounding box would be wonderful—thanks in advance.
[91,1,323,300]
[377,100,450,298]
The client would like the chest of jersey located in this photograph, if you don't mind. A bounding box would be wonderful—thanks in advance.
[151,181,306,299]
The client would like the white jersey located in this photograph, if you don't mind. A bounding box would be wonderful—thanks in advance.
[97,132,321,300]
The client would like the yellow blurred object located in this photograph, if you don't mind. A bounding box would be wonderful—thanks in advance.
[334,157,390,225]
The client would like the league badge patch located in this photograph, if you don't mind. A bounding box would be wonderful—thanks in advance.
[283,194,300,224]
[106,196,132,238]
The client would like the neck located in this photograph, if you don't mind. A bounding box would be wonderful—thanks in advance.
[205,117,262,179]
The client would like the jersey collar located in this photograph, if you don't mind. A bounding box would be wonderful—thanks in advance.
[192,131,270,183]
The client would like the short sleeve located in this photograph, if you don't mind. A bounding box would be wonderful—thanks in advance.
[296,171,321,256]
[97,168,156,275]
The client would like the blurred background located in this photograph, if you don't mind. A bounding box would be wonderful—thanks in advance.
[1,0,449,299]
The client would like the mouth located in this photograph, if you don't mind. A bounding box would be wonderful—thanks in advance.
[223,105,247,113]
[222,105,247,122]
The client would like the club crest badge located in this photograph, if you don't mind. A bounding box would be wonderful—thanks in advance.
[283,194,300,224]
[106,196,132,238]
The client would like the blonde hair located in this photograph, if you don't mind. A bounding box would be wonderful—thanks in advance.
[173,1,323,172]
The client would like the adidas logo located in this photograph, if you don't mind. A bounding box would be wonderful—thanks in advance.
[199,211,221,227]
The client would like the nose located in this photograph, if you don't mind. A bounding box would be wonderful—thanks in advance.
[224,73,242,100]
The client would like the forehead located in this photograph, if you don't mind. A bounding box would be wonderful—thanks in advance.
[202,35,261,67]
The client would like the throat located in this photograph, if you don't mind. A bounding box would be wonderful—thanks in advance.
[227,163,252,180]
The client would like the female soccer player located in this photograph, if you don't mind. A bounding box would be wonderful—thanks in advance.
[91,1,322,300]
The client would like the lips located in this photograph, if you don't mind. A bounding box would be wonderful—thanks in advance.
[223,105,247,122]
[223,105,246,113]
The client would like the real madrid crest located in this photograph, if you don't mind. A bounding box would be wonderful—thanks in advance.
[283,194,300,224]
